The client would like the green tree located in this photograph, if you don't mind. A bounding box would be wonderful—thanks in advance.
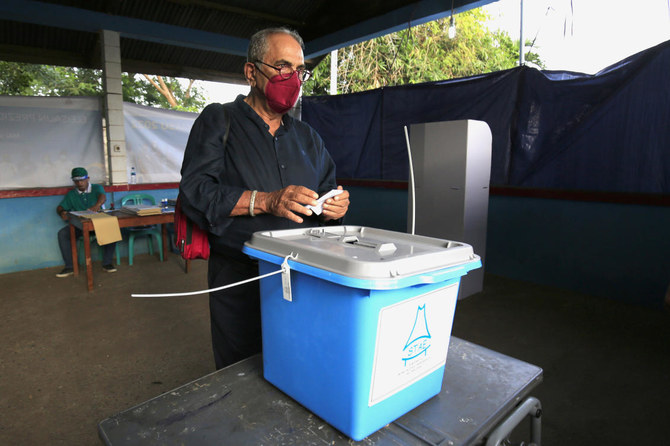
[0,62,206,112]
[0,61,40,95]
[0,63,101,96]
[123,74,206,111]
[303,9,544,96]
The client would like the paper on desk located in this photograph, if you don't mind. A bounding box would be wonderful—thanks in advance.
[69,210,97,217]
[88,213,122,245]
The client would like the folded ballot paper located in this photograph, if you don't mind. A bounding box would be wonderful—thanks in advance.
[120,204,163,216]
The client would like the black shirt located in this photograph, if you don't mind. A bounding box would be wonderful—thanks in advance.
[179,96,337,257]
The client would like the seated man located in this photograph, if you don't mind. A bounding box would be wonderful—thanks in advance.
[56,167,117,277]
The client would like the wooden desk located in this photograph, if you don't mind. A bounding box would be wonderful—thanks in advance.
[98,337,543,445]
[68,210,174,291]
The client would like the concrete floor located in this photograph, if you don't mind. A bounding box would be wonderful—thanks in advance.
[1,253,668,445]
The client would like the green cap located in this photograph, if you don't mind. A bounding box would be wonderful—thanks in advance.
[71,167,89,180]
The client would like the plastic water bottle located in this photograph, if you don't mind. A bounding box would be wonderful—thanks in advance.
[130,167,137,184]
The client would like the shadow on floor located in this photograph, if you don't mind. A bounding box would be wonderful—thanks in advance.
[451,274,670,445]
[1,256,668,445]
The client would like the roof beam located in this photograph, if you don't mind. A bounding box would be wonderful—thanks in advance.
[165,0,304,27]
[0,42,97,68]
[304,0,496,59]
[1,0,249,56]
[122,58,248,84]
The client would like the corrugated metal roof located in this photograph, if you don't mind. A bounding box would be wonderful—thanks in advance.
[0,0,493,82]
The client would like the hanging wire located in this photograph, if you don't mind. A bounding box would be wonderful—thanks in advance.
[528,6,555,52]
[563,0,575,37]
[131,268,284,298]
[131,254,298,298]
[384,6,416,87]
[449,0,456,39]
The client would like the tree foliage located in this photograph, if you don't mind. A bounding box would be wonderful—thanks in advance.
[0,62,206,111]
[303,9,544,96]
[121,73,206,111]
[0,63,101,96]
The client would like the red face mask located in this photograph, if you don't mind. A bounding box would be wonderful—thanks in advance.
[264,73,301,114]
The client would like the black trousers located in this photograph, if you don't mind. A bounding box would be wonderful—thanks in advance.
[208,251,262,370]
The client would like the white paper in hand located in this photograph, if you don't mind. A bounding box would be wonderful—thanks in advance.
[306,189,343,215]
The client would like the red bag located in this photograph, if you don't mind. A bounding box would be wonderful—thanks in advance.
[174,197,210,260]
[175,105,228,261]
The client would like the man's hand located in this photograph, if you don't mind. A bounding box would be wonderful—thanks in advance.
[57,206,69,221]
[259,185,319,223]
[320,186,350,221]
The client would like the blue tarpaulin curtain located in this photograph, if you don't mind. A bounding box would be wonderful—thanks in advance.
[302,40,670,194]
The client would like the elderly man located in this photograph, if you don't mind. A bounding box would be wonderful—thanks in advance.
[56,167,117,277]
[179,27,350,369]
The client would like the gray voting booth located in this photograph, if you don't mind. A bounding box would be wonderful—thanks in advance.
[408,120,492,299]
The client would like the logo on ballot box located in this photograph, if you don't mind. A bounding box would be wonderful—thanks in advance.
[369,283,458,406]
[402,305,432,364]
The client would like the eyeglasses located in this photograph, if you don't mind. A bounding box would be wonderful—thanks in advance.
[254,60,312,82]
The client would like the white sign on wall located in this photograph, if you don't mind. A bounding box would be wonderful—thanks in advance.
[0,96,199,189]
[0,96,104,189]
[124,103,197,184]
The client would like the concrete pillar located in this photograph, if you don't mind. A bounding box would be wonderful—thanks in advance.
[100,30,128,184]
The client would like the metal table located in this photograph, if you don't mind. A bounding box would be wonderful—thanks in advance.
[98,337,543,445]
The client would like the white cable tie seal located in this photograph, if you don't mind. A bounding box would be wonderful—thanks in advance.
[281,253,294,301]
[131,253,299,298]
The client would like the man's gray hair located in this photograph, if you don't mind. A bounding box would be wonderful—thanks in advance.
[247,27,305,62]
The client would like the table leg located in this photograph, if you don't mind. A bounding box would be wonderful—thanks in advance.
[485,396,542,446]
[70,222,78,276]
[83,228,93,292]
[161,223,168,262]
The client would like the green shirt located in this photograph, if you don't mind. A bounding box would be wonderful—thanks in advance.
[59,184,106,211]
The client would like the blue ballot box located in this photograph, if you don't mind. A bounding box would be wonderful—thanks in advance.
[242,226,481,441]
